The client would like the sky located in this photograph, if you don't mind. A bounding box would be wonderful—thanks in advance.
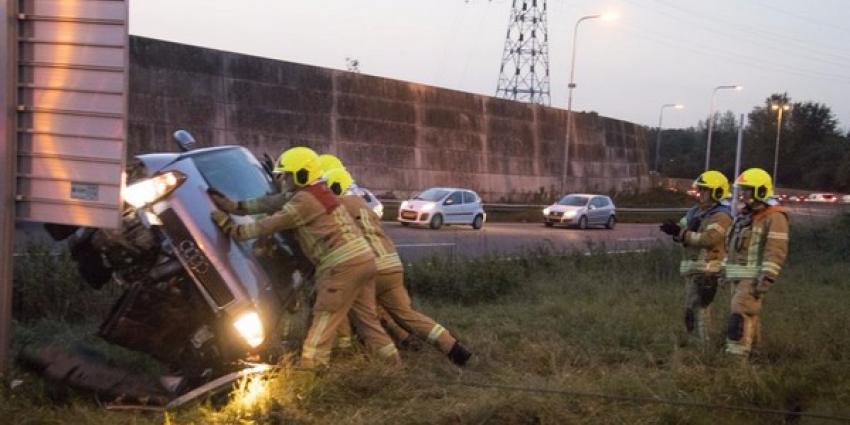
[129,0,850,131]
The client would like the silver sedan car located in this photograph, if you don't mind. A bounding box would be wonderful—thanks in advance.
[542,194,616,229]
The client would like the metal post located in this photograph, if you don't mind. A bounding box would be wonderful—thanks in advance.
[772,106,785,189]
[0,0,17,376]
[731,113,745,217]
[704,85,741,171]
[561,15,600,195]
[654,104,681,173]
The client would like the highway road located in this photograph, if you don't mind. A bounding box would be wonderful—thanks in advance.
[386,222,668,261]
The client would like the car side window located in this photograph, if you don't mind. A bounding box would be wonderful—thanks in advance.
[463,191,476,204]
[591,197,606,208]
[446,191,463,205]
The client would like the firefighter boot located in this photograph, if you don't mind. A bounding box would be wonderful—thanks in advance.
[447,341,472,366]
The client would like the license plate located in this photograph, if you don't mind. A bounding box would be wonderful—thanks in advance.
[401,210,417,220]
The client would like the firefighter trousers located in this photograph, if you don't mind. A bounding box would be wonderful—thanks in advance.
[683,274,720,345]
[725,279,764,357]
[300,258,400,369]
[375,271,457,354]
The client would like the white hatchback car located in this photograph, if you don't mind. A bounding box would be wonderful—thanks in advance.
[398,187,486,230]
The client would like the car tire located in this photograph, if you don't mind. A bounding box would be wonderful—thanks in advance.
[544,222,554,227]
[400,222,410,227]
[606,215,616,230]
[430,214,443,230]
[578,216,588,230]
[472,214,484,230]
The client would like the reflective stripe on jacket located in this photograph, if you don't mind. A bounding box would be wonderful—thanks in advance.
[723,205,789,280]
[676,203,732,276]
[340,195,403,274]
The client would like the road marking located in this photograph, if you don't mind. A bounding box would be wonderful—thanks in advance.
[395,243,457,248]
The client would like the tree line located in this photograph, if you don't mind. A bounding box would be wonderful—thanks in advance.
[650,93,850,192]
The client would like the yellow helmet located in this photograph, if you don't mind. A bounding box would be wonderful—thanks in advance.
[275,146,321,187]
[693,170,729,202]
[324,167,354,196]
[318,154,344,173]
[735,168,774,202]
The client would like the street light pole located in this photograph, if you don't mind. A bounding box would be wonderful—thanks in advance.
[654,103,683,173]
[771,103,790,189]
[704,84,742,171]
[561,14,615,195]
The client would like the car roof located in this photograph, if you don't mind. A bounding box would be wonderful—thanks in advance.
[423,187,477,193]
[561,193,609,198]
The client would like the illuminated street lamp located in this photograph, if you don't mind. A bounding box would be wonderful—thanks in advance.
[771,102,791,188]
[704,84,743,170]
[654,103,684,174]
[561,13,618,194]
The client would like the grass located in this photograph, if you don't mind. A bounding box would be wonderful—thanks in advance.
[2,217,850,424]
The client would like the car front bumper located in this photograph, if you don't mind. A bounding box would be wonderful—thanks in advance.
[544,213,579,224]
[398,209,433,224]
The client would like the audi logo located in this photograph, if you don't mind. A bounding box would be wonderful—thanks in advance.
[177,239,210,275]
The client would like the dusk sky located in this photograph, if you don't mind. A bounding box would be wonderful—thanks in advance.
[130,0,850,131]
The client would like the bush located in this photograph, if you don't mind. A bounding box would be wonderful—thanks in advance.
[12,243,118,323]
[405,255,525,304]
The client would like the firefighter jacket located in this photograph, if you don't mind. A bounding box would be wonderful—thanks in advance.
[229,182,374,276]
[723,204,789,281]
[675,202,732,276]
[340,195,403,274]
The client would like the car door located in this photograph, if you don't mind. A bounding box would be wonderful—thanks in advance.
[462,191,479,224]
[442,191,465,223]
[589,197,606,225]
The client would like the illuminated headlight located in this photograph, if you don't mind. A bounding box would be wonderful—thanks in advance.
[563,210,577,218]
[374,204,384,218]
[421,203,435,212]
[542,207,550,215]
[400,201,409,209]
[233,311,265,348]
[123,171,186,208]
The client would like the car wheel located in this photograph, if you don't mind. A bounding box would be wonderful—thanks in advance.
[606,215,616,230]
[400,222,410,227]
[578,216,588,230]
[472,214,484,230]
[430,214,443,230]
[544,222,554,227]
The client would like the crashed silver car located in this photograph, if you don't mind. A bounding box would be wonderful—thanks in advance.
[30,131,306,406]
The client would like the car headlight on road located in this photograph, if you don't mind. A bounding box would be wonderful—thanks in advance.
[233,311,265,348]
[123,171,186,208]
[374,204,384,218]
[400,201,409,209]
[542,207,550,215]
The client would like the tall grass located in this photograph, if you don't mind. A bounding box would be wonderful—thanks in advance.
[2,217,849,424]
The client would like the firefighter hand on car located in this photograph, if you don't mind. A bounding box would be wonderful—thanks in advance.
[210,147,400,370]
[722,168,789,361]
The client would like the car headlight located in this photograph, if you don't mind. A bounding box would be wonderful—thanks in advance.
[421,203,435,212]
[542,207,550,215]
[233,311,265,348]
[123,171,186,208]
[563,210,577,218]
[400,201,408,209]
[374,204,384,218]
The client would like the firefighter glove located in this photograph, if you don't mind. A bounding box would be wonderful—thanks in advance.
[660,220,682,236]
[207,188,239,213]
[752,276,774,299]
[211,209,236,236]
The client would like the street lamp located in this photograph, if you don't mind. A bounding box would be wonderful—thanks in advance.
[560,13,617,194]
[654,103,684,174]
[704,84,742,170]
[771,102,791,188]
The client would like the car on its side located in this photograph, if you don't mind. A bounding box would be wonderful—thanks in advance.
[543,194,616,230]
[349,185,383,218]
[397,187,486,230]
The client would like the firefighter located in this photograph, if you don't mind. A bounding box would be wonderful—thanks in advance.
[660,170,732,346]
[323,166,473,366]
[209,147,400,369]
[722,168,789,360]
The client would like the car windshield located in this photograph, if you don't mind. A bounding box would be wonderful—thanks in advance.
[192,149,274,200]
[415,188,450,202]
[558,195,589,206]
